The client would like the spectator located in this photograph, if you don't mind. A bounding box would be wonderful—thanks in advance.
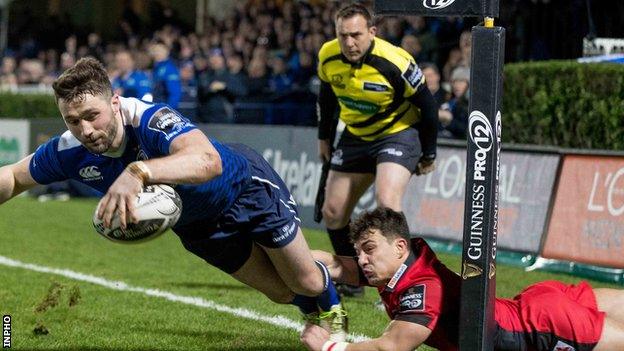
[112,50,152,101]
[246,57,269,100]
[458,30,472,68]
[404,17,438,63]
[291,51,315,88]
[401,34,426,63]
[438,66,470,139]
[198,49,247,123]
[59,52,76,72]
[86,33,104,62]
[64,35,77,59]
[236,57,270,124]
[268,55,294,98]
[442,47,463,83]
[149,40,182,108]
[226,54,247,83]
[0,56,18,91]
[178,61,199,122]
[420,62,448,106]
[16,59,45,85]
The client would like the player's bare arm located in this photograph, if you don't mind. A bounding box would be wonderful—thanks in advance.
[311,250,360,286]
[0,154,38,204]
[143,129,222,185]
[301,319,430,351]
[98,129,221,229]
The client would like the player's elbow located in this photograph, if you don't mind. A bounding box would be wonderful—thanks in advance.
[189,151,221,183]
[202,151,222,180]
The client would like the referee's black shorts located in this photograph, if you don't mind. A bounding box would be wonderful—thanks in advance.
[329,127,422,174]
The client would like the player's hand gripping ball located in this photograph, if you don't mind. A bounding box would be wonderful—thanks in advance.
[93,185,182,243]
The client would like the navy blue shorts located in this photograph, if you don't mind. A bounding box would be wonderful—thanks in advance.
[173,144,301,274]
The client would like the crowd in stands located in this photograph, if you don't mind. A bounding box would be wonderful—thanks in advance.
[0,0,476,138]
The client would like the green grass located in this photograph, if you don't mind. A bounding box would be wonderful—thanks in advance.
[0,197,619,350]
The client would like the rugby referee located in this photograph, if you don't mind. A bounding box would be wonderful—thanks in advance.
[317,4,438,296]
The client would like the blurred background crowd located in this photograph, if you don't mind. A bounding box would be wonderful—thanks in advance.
[1,0,623,137]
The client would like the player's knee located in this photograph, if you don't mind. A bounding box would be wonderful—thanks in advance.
[321,203,347,228]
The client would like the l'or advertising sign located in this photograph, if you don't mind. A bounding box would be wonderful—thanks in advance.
[0,119,30,166]
[542,155,624,268]
[402,146,559,254]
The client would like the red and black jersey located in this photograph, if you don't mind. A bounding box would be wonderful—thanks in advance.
[374,238,605,351]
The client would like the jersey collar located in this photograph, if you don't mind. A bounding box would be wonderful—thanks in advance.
[102,126,128,158]
[383,250,416,293]
[341,38,376,69]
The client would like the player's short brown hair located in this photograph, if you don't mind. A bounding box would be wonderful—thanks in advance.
[52,57,112,103]
[335,3,374,28]
[350,207,411,243]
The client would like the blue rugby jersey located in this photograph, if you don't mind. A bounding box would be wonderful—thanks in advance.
[152,59,182,108]
[29,97,250,226]
[112,70,152,100]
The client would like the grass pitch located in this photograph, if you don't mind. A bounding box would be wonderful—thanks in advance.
[0,197,619,350]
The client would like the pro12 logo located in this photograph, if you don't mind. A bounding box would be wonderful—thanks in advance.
[468,110,494,182]
[423,0,456,10]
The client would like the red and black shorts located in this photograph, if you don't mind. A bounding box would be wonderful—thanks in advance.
[329,127,422,174]
[495,280,604,351]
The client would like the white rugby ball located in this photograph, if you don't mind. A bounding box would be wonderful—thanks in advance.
[93,184,182,243]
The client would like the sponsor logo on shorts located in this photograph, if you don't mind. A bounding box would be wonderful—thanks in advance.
[399,285,425,312]
[423,0,456,10]
[79,165,103,181]
[553,340,575,351]
[273,222,297,244]
[331,149,344,166]
[379,148,404,157]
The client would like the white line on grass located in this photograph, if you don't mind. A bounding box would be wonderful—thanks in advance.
[0,255,370,343]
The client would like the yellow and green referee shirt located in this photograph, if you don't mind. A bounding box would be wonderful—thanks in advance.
[317,37,428,142]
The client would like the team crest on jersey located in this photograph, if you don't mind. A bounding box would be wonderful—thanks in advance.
[399,285,425,312]
[402,62,423,89]
[331,74,345,89]
[148,107,188,137]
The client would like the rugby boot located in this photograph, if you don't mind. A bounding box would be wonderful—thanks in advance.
[319,303,348,342]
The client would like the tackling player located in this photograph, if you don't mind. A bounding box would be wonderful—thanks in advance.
[0,57,346,341]
[302,208,624,351]
[316,4,438,296]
